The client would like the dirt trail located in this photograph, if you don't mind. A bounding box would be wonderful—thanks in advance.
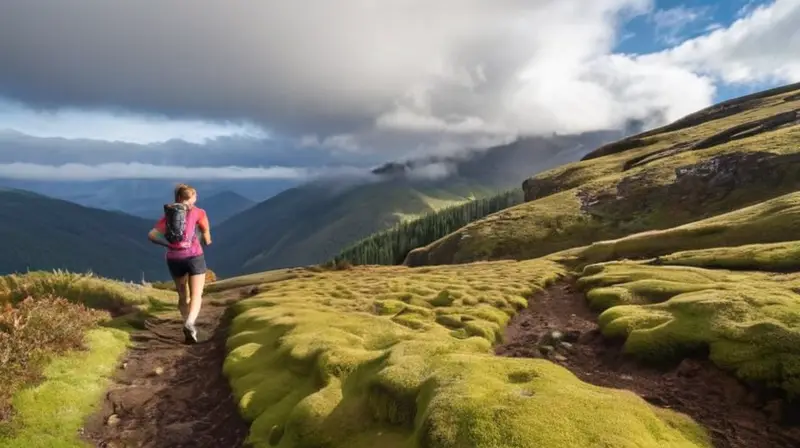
[81,297,249,448]
[496,281,800,448]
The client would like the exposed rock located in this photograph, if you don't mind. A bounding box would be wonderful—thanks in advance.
[579,151,800,219]
[552,354,568,362]
[403,247,430,267]
[670,151,796,206]
[522,177,565,202]
[562,330,581,343]
[691,110,799,151]
[549,330,563,342]
[106,414,120,426]
[539,345,555,356]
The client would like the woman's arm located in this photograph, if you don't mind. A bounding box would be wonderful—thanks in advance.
[148,217,171,247]
[148,228,171,247]
[198,209,212,246]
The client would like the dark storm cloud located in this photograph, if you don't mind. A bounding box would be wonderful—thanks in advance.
[0,0,721,154]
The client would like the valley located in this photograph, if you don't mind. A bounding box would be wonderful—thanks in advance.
[1,82,799,448]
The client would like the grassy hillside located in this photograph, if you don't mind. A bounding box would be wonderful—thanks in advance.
[330,188,524,266]
[209,82,800,447]
[405,82,800,266]
[213,178,494,277]
[214,131,619,277]
[0,188,170,282]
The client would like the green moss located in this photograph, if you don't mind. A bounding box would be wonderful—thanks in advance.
[375,300,407,316]
[434,314,464,329]
[583,262,800,395]
[0,328,129,447]
[220,260,709,447]
[577,191,800,266]
[203,268,301,293]
[659,240,800,271]
[429,290,455,307]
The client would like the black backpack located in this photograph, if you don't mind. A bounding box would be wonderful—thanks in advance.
[163,203,190,244]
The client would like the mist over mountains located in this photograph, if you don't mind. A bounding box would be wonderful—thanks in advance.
[211,129,622,276]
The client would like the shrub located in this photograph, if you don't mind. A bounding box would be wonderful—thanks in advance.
[0,295,106,422]
[0,270,166,313]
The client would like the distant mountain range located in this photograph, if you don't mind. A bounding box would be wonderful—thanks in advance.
[0,178,287,222]
[0,130,621,280]
[0,187,168,281]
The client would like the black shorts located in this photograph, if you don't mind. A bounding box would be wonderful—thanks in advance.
[166,255,207,278]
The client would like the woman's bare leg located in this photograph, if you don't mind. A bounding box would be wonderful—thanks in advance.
[186,273,206,325]
[182,273,206,343]
[172,274,190,320]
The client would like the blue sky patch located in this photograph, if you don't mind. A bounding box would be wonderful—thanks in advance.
[615,0,776,101]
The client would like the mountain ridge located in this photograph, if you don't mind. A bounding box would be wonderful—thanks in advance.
[213,130,621,276]
[0,187,168,281]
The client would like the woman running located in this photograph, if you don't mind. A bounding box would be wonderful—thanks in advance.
[147,183,212,344]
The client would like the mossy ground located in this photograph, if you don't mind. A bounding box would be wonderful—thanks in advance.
[577,260,800,396]
[0,328,129,448]
[222,260,711,447]
[221,85,800,446]
[0,271,177,446]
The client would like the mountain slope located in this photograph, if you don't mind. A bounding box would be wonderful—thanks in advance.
[199,190,255,225]
[0,188,168,281]
[213,131,620,276]
[406,81,800,266]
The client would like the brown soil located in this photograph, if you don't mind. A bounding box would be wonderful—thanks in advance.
[80,298,249,448]
[496,280,800,448]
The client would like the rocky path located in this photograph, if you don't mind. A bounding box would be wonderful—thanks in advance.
[81,297,249,448]
[496,280,800,448]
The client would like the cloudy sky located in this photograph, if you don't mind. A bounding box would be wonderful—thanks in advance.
[0,0,798,181]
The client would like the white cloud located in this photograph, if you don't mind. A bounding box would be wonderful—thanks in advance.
[406,162,458,181]
[0,162,363,181]
[0,98,267,144]
[648,0,800,84]
[0,0,672,154]
[651,5,712,45]
[0,0,797,161]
